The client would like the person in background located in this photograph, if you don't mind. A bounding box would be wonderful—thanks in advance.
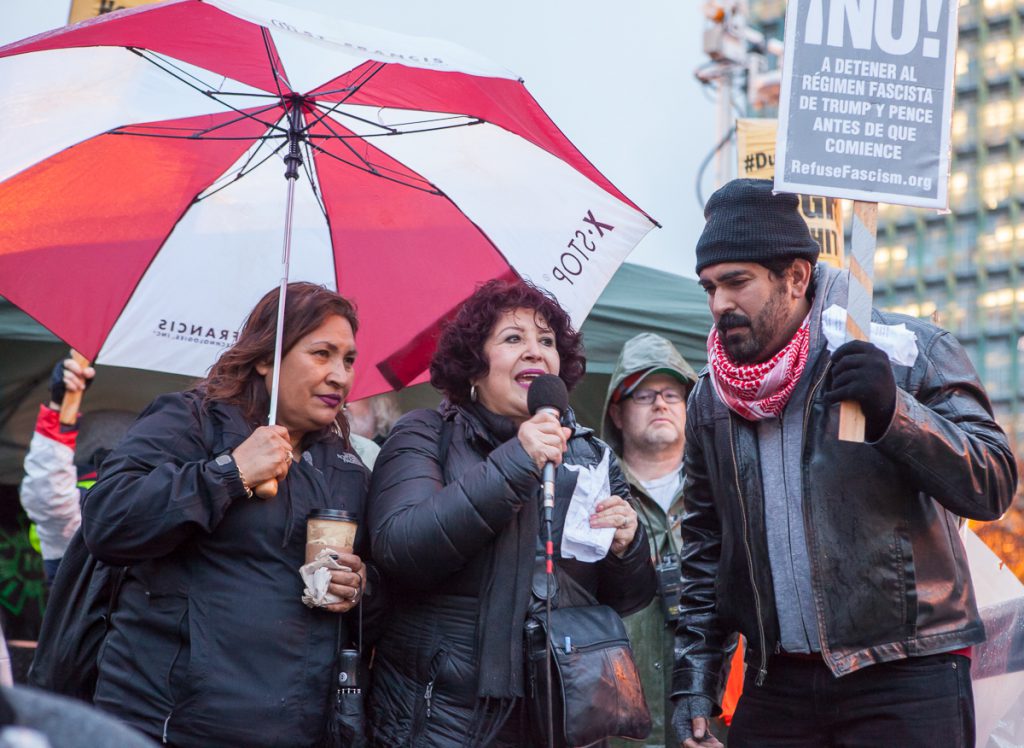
[601,333,697,748]
[346,393,402,446]
[367,279,657,747]
[19,359,133,583]
[345,393,402,469]
[82,282,383,747]
[672,179,1017,748]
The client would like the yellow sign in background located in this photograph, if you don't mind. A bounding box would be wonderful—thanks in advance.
[736,118,845,269]
[69,0,162,25]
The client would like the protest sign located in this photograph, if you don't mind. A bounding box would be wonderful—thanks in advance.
[736,118,845,269]
[775,0,959,209]
[69,0,161,24]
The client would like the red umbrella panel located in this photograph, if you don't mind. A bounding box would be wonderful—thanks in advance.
[0,0,658,399]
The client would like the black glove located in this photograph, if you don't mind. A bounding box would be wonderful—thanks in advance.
[671,695,715,744]
[825,340,896,440]
[48,358,91,407]
[48,360,67,406]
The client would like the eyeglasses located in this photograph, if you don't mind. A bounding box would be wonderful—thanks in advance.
[629,387,686,405]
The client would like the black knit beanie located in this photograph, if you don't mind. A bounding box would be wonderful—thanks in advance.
[695,178,819,274]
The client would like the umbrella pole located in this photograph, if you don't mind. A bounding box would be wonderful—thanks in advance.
[267,173,298,430]
[254,100,304,499]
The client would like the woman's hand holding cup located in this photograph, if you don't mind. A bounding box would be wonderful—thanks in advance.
[324,552,365,613]
[518,411,571,472]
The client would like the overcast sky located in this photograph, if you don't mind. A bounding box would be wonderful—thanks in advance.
[3,0,720,278]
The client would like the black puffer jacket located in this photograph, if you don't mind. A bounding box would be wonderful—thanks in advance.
[367,403,656,747]
[82,391,377,747]
[673,264,1017,706]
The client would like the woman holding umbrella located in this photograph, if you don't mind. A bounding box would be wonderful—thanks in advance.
[366,279,657,747]
[82,282,380,747]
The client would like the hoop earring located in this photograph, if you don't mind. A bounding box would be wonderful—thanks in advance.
[470,384,478,402]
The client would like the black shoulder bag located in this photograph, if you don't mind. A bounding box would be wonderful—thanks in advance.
[29,392,218,702]
[523,551,652,747]
[26,529,126,701]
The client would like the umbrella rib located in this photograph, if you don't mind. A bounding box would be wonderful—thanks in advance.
[302,64,390,134]
[310,113,439,190]
[307,99,396,136]
[335,62,387,105]
[128,47,223,93]
[129,48,289,136]
[306,118,485,139]
[311,104,486,136]
[312,113,383,174]
[261,27,290,99]
[195,140,290,202]
[303,114,428,212]
[299,139,329,220]
[111,100,287,141]
[110,132,286,141]
[306,142,441,195]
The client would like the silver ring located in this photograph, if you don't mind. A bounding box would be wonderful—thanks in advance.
[287,450,294,462]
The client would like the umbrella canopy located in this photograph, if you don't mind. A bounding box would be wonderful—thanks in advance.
[0,0,656,400]
[0,265,708,482]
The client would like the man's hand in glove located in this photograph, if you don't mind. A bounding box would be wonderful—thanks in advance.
[671,695,724,748]
[48,357,95,410]
[825,340,897,441]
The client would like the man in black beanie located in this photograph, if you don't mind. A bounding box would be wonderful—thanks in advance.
[670,178,1016,747]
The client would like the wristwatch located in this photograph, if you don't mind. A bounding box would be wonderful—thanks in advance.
[213,453,254,498]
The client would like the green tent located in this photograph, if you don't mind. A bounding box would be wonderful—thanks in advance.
[0,264,710,483]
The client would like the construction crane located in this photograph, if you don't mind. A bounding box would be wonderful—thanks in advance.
[698,1,784,188]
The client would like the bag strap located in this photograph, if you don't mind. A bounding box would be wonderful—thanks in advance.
[437,414,454,484]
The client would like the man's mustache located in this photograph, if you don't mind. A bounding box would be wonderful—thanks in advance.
[717,313,751,334]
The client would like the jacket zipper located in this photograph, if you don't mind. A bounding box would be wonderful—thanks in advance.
[728,417,768,686]
[802,362,833,665]
[161,605,189,744]
[412,646,448,745]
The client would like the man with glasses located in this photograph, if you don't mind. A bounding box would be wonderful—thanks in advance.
[601,332,698,748]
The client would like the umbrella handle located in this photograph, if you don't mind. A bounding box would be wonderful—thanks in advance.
[254,478,278,499]
[59,350,91,427]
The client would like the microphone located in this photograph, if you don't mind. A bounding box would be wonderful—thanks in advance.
[526,373,568,748]
[527,374,569,514]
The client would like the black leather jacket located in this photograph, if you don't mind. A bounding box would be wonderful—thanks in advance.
[672,265,1017,706]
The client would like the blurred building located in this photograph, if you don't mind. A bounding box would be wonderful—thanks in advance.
[747,0,1024,573]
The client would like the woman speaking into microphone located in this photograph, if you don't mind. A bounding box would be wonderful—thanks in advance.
[366,279,656,747]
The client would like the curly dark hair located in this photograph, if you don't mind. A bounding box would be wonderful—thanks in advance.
[430,279,585,405]
[200,282,358,443]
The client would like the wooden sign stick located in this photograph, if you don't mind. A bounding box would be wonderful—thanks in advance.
[838,201,878,443]
[58,350,91,428]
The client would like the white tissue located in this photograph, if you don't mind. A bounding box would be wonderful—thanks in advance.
[299,549,351,608]
[560,448,616,563]
[822,305,919,367]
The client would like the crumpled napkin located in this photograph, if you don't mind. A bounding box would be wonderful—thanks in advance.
[560,448,615,562]
[300,548,351,608]
[822,304,919,367]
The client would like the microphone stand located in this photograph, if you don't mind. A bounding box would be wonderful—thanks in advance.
[538,404,559,748]
[527,384,566,748]
[543,472,555,748]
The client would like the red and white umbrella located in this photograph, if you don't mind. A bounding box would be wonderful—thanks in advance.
[0,0,656,401]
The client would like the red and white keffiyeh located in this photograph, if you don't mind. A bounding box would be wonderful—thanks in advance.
[707,319,811,421]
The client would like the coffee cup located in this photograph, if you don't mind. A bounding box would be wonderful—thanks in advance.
[306,508,358,564]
